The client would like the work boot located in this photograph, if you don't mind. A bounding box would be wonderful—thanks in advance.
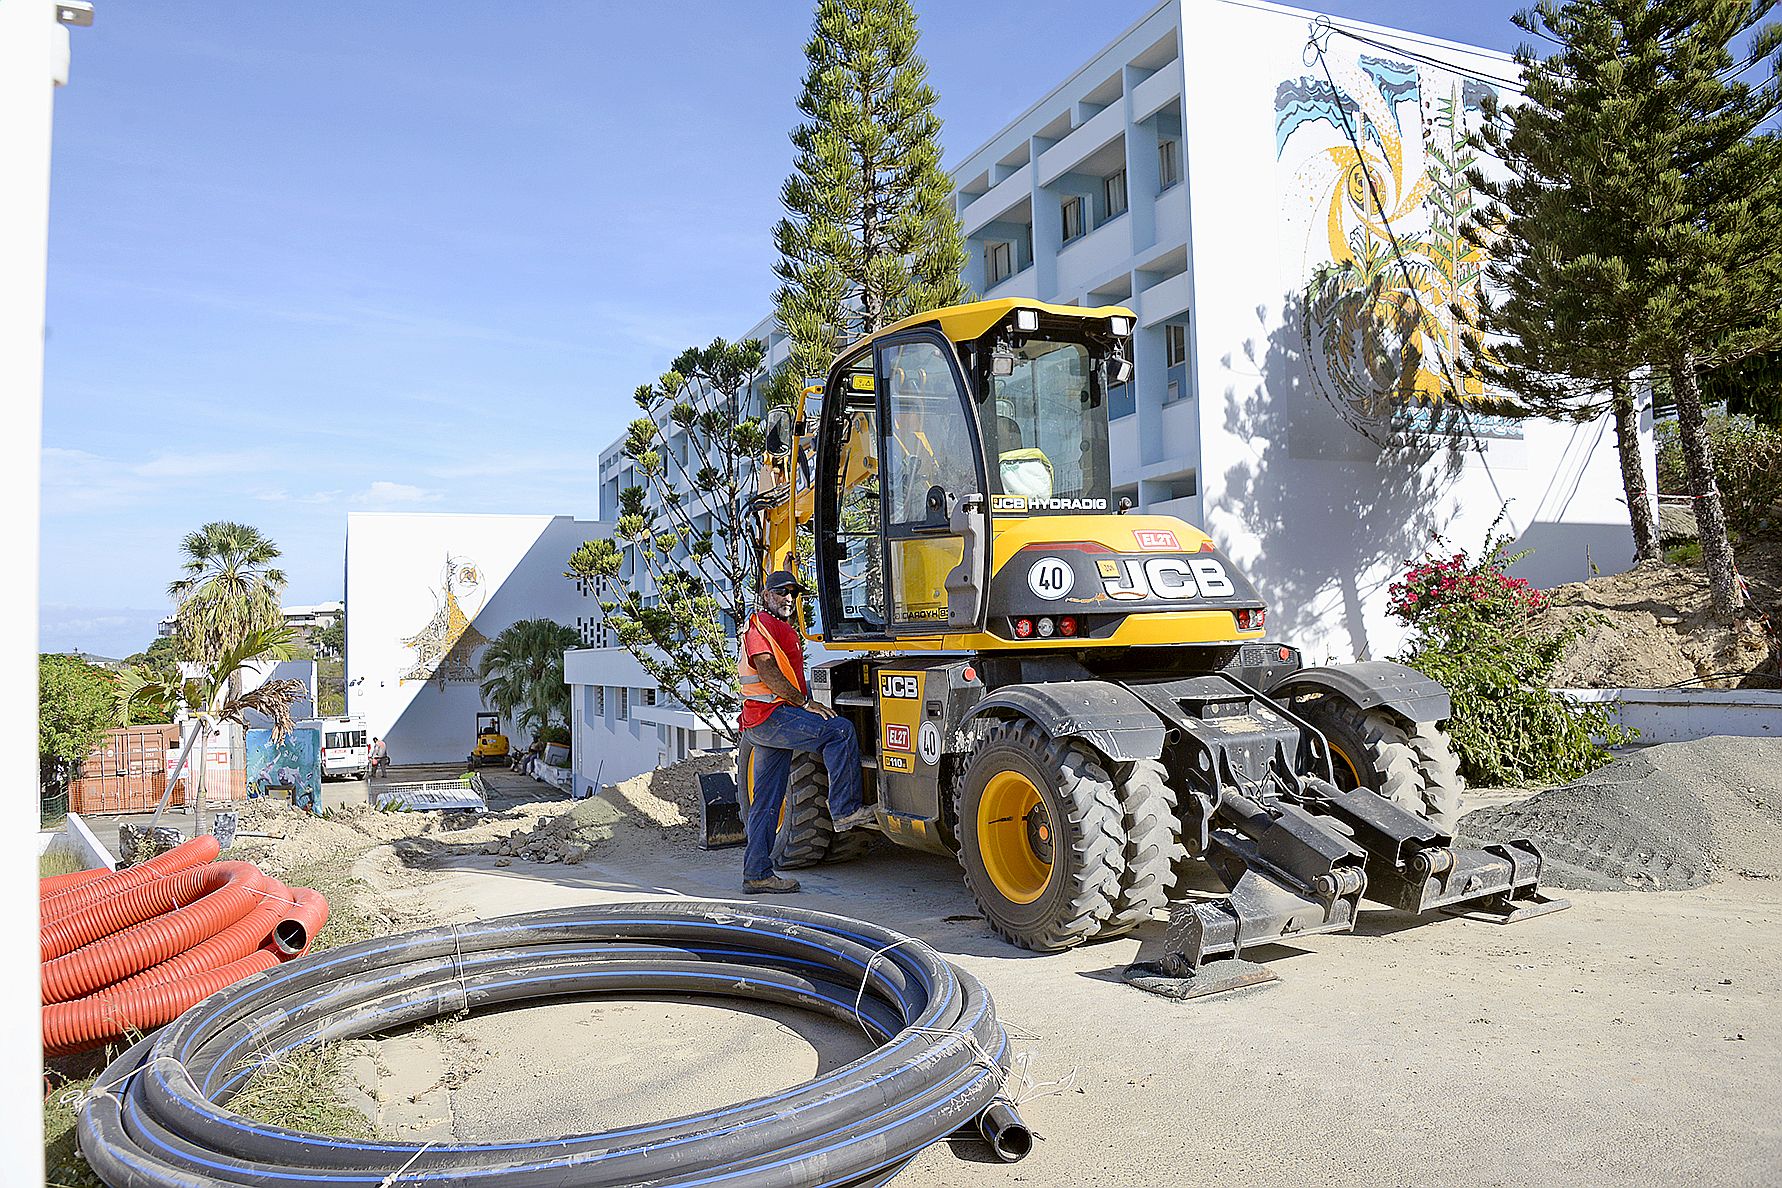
[831,807,877,831]
[742,874,801,894]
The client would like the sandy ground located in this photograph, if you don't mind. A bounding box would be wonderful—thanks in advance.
[322,771,1782,1188]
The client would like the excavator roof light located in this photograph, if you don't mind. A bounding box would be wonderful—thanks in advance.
[1014,308,1040,333]
[1109,316,1131,337]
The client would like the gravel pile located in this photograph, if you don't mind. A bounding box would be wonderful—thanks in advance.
[1460,737,1782,891]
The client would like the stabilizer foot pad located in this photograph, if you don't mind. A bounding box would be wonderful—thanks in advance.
[1122,958,1279,1000]
[1441,889,1571,925]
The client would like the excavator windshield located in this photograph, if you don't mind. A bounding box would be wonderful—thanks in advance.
[979,337,1111,513]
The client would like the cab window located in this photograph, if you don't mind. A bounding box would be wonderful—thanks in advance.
[979,338,1110,511]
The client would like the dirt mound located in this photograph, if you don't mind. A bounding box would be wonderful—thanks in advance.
[1459,737,1782,891]
[481,798,624,864]
[1539,557,1779,690]
[600,753,735,834]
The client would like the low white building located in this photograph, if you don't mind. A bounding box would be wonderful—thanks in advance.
[345,513,608,765]
[562,647,726,799]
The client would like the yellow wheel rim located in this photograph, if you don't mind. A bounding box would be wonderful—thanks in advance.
[1327,741,1361,790]
[977,770,1053,905]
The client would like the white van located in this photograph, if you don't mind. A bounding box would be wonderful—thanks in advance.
[296,716,370,779]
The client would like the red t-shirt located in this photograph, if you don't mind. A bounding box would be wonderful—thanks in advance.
[738,611,808,730]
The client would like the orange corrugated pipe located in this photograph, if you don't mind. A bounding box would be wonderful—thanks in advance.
[260,886,330,958]
[42,862,269,1003]
[41,858,266,965]
[97,882,330,1000]
[43,950,280,1057]
[39,835,220,926]
[39,867,111,897]
[98,892,287,997]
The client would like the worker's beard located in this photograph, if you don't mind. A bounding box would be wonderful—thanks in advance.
[768,600,797,624]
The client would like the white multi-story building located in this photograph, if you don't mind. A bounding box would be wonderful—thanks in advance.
[566,0,1649,787]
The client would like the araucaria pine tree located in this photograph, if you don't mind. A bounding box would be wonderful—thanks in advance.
[1472,0,1782,617]
[566,340,769,743]
[773,0,970,385]
[1464,6,1668,562]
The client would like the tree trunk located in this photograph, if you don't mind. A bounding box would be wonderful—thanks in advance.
[1668,351,1741,617]
[1612,374,1660,563]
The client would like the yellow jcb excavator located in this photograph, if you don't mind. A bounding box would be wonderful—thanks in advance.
[748,298,1562,981]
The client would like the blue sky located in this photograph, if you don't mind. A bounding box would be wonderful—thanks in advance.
[40,1,1529,658]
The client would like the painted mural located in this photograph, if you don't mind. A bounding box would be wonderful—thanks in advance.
[246,726,321,812]
[1276,50,1518,447]
[401,553,490,686]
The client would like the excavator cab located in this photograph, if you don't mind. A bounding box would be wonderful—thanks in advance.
[753,299,1563,987]
[809,301,1137,642]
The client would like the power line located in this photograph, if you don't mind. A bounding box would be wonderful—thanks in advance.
[1308,15,1531,96]
[1302,19,1495,447]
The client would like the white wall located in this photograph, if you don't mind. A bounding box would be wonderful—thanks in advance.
[346,513,608,763]
[1180,0,1641,662]
[564,646,724,793]
[5,2,75,1170]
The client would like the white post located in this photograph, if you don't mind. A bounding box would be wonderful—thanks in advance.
[1,1,79,1175]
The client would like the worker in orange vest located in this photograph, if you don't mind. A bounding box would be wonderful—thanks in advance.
[737,569,875,893]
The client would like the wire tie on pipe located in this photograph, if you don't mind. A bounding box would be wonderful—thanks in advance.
[850,935,942,1042]
[248,885,304,911]
[448,924,472,1016]
[378,1140,436,1187]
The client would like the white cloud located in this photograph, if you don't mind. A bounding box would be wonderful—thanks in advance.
[351,481,443,507]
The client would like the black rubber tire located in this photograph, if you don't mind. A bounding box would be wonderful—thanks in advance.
[955,720,1128,952]
[1407,719,1464,834]
[1102,759,1186,935]
[1298,695,1465,833]
[772,754,871,868]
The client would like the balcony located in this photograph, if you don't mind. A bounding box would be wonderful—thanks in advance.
[961,162,1034,235]
[1130,59,1182,123]
[1036,103,1125,187]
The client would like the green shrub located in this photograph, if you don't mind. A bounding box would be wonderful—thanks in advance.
[1390,523,1635,785]
[1655,413,1782,536]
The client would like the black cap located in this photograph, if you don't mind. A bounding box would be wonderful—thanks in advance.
[763,569,809,595]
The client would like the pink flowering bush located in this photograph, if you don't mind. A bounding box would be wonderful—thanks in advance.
[1393,522,1633,786]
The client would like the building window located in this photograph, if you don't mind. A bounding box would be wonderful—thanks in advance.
[642,687,657,707]
[1061,195,1084,242]
[618,686,629,722]
[1165,322,1188,368]
[1158,139,1179,190]
[1103,170,1127,220]
[594,686,605,716]
[986,241,1013,286]
[1165,380,1181,405]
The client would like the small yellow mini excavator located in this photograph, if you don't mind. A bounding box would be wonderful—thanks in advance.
[468,711,510,768]
[748,298,1563,986]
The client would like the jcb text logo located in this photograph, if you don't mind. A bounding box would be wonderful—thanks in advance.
[880,673,920,699]
[1092,557,1235,601]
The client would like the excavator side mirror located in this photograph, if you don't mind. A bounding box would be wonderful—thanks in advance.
[763,407,794,456]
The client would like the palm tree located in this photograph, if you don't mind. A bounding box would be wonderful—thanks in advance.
[477,619,579,741]
[168,522,288,674]
[119,626,305,833]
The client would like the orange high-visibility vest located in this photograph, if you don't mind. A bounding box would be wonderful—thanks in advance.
[738,612,807,708]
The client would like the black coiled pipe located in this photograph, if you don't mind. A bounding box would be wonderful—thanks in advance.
[77,900,1029,1186]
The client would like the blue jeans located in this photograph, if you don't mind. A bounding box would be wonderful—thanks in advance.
[738,705,865,880]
